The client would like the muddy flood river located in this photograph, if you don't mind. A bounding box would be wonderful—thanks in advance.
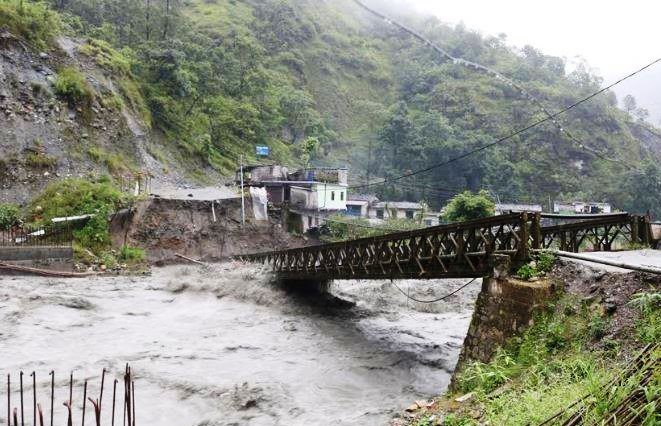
[0,263,480,425]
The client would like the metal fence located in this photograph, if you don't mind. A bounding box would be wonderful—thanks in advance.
[0,223,74,247]
[5,365,135,426]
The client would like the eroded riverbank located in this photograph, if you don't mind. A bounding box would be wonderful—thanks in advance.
[0,262,480,425]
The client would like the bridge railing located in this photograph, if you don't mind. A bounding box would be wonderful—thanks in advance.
[538,213,650,252]
[239,212,653,279]
[239,212,537,279]
[0,222,74,247]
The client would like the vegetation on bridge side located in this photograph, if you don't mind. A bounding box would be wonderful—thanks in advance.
[398,268,660,426]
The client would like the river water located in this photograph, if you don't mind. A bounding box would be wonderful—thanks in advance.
[0,263,480,425]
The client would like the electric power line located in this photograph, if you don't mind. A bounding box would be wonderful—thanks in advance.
[390,278,478,304]
[350,0,659,189]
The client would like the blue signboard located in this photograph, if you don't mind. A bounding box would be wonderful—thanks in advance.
[256,146,270,157]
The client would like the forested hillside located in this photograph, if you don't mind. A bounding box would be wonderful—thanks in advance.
[1,0,660,214]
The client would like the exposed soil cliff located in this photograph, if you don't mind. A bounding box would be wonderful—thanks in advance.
[110,197,314,263]
[0,30,186,204]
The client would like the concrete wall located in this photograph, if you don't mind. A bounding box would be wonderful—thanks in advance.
[315,184,346,210]
[0,246,74,272]
[290,185,347,211]
[0,246,73,261]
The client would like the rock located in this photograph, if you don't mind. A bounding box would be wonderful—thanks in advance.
[81,132,89,139]
[469,409,482,419]
[100,264,107,271]
[455,392,475,403]
[582,294,599,304]
[39,52,49,59]
[604,302,617,314]
[405,403,419,412]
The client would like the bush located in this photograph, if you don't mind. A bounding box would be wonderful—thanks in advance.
[0,1,60,49]
[87,146,135,175]
[0,203,20,230]
[516,251,557,279]
[54,67,93,106]
[25,151,57,169]
[628,292,661,343]
[442,190,495,223]
[73,207,111,251]
[29,177,128,252]
[588,314,607,340]
[119,245,145,263]
[457,351,516,393]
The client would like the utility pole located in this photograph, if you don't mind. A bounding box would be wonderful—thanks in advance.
[366,137,372,187]
[240,155,245,227]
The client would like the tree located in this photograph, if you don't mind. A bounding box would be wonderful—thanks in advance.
[623,94,637,114]
[377,102,412,175]
[300,136,319,168]
[634,107,650,122]
[625,162,661,218]
[442,190,495,223]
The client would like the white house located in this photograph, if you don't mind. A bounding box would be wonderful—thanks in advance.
[290,183,347,211]
[554,201,612,215]
[369,201,424,221]
[495,203,543,215]
[289,182,348,233]
[346,197,441,227]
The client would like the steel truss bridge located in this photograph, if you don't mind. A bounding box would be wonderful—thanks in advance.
[238,212,655,280]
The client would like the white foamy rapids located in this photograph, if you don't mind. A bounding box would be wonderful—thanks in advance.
[0,263,479,425]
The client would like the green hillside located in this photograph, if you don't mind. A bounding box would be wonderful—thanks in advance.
[3,0,660,214]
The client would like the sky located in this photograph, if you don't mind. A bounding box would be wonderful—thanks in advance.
[404,0,661,122]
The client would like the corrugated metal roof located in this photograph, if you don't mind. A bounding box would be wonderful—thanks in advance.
[348,194,379,203]
[496,203,543,212]
[373,201,422,210]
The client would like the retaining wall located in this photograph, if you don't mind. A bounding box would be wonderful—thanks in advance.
[0,246,74,272]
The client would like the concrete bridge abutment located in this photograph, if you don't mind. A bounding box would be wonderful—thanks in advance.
[455,254,556,369]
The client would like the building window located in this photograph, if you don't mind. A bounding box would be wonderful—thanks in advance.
[376,209,384,219]
[331,191,335,201]
[425,220,433,226]
[406,210,415,219]
[308,216,313,227]
[340,192,344,201]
